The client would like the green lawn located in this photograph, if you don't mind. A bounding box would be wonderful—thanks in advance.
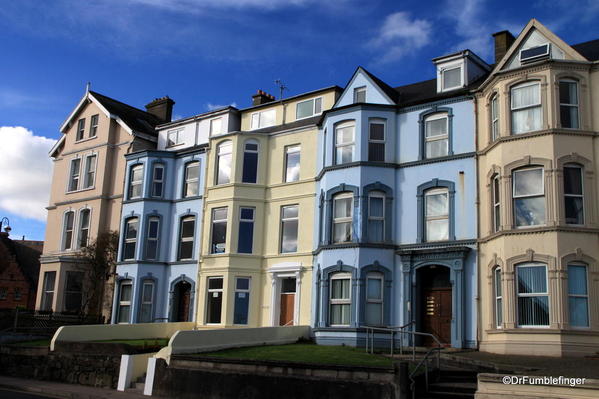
[198,343,393,368]
[11,339,51,347]
[93,338,169,347]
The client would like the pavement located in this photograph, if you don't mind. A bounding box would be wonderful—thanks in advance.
[0,376,151,399]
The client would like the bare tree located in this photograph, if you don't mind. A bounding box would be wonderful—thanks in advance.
[76,231,119,319]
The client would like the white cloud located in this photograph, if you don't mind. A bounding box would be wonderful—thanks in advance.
[368,12,432,63]
[443,0,493,59]
[206,102,237,111]
[0,127,55,221]
[128,0,325,12]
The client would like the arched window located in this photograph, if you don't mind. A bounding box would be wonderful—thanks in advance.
[116,279,133,324]
[511,81,541,134]
[491,94,499,141]
[332,193,353,243]
[128,164,144,199]
[77,208,90,248]
[242,140,259,183]
[367,192,385,242]
[151,163,164,198]
[424,188,449,241]
[334,121,355,165]
[512,167,545,227]
[183,161,200,197]
[122,217,139,260]
[177,215,196,260]
[424,113,448,158]
[145,216,160,260]
[563,163,584,225]
[216,141,232,185]
[365,272,383,326]
[330,273,351,326]
[493,267,502,328]
[559,79,579,129]
[62,211,75,250]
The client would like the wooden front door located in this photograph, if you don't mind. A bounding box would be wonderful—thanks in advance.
[422,288,452,346]
[279,294,295,326]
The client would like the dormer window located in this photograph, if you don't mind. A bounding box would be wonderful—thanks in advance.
[441,66,462,91]
[353,87,366,103]
[167,129,183,147]
[251,109,275,130]
[296,97,322,120]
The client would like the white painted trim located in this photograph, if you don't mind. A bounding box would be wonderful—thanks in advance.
[333,67,395,108]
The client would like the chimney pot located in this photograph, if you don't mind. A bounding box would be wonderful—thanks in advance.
[252,90,276,106]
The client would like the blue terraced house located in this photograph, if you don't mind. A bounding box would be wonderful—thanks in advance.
[312,50,491,349]
[112,105,240,324]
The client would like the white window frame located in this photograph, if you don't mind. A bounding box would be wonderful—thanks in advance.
[238,207,255,254]
[559,79,579,129]
[122,217,139,261]
[211,207,228,254]
[77,208,91,249]
[89,114,99,138]
[41,271,56,311]
[117,280,133,324]
[424,188,449,242]
[62,210,75,251]
[365,272,383,326]
[76,118,85,141]
[494,267,502,328]
[206,276,224,324]
[280,204,299,253]
[151,163,164,198]
[567,263,590,329]
[492,174,500,233]
[177,216,195,261]
[242,140,259,184]
[512,167,545,228]
[145,216,160,260]
[516,263,549,328]
[491,94,499,141]
[166,129,184,147]
[68,158,81,192]
[353,86,366,103]
[519,43,550,63]
[368,118,386,162]
[368,192,385,243]
[250,109,276,130]
[183,161,200,198]
[233,277,251,325]
[441,65,463,91]
[334,121,355,165]
[424,113,449,159]
[128,164,144,199]
[564,164,584,225]
[209,118,223,136]
[216,141,232,185]
[139,280,155,323]
[284,145,301,183]
[511,81,542,134]
[329,273,351,327]
[295,97,323,120]
[332,193,353,244]
[83,154,97,189]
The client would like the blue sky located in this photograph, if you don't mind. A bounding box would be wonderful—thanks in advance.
[0,0,598,241]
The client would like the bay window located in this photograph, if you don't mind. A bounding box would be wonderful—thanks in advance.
[183,161,199,197]
[211,207,227,254]
[178,216,195,260]
[424,113,448,158]
[330,273,351,326]
[206,277,223,324]
[62,211,75,250]
[564,164,584,224]
[368,119,385,162]
[365,273,383,326]
[334,122,354,165]
[233,277,251,325]
[425,189,449,241]
[117,280,132,323]
[559,80,579,129]
[77,208,90,248]
[516,264,549,327]
[242,140,259,183]
[494,267,502,328]
[238,207,255,254]
[568,264,589,327]
[64,271,83,313]
[216,141,232,185]
[513,168,545,227]
[511,82,541,134]
[41,271,56,311]
[139,280,154,323]
[123,217,138,260]
[367,192,385,242]
[151,164,164,198]
[332,193,353,243]
[280,205,299,253]
[128,165,143,199]
[145,216,159,260]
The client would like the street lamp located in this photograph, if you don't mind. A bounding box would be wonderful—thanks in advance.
[0,217,11,234]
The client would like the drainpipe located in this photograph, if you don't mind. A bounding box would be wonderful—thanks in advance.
[473,93,481,351]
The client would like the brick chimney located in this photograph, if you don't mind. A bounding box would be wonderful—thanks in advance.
[492,30,516,64]
[252,90,276,106]
[145,96,175,123]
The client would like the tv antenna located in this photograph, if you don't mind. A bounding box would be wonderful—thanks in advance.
[274,79,288,100]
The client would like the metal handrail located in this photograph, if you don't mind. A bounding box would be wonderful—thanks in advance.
[405,331,442,399]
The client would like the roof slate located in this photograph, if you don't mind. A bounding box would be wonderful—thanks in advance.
[0,235,42,287]
[572,38,599,61]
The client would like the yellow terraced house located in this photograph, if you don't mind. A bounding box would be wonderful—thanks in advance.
[196,87,341,328]
[476,20,599,356]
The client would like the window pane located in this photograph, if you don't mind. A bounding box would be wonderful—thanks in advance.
[211,222,227,253]
[240,208,254,220]
[514,197,545,226]
[512,107,541,134]
[494,269,502,296]
[126,219,138,239]
[236,278,250,290]
[186,163,199,180]
[148,219,159,238]
[178,241,193,259]
[207,292,222,324]
[142,283,154,302]
[336,146,354,164]
[367,278,382,300]
[331,279,350,299]
[559,81,578,105]
[518,296,549,326]
[208,278,223,290]
[330,304,350,325]
[369,142,385,162]
[336,126,353,144]
[146,240,157,260]
[296,99,314,119]
[282,206,298,219]
[517,266,547,294]
[260,110,275,128]
[118,306,131,323]
[213,207,227,220]
[512,84,540,108]
[496,298,503,326]
[334,197,352,218]
[369,196,384,217]
[443,67,461,88]
[513,169,543,196]
[564,167,582,195]
[242,151,258,183]
[181,218,195,238]
[369,123,384,140]
[333,222,352,243]
[139,304,152,323]
[569,297,589,327]
[217,151,232,184]
[120,284,132,301]
[234,292,249,324]
[425,118,447,137]
[365,303,382,325]
[426,193,448,217]
[425,139,448,158]
[285,149,301,182]
[561,106,579,129]
[281,219,298,253]
[314,98,322,114]
[238,221,254,253]
[281,278,296,293]
[354,88,366,103]
[568,265,587,295]
[368,220,384,242]
[426,219,448,241]
[565,197,584,224]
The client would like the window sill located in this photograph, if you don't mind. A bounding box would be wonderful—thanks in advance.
[74,136,98,145]
[166,143,185,149]
[66,186,96,195]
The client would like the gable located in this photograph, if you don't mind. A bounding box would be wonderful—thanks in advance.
[335,68,396,108]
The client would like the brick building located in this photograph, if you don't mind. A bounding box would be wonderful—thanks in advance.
[0,232,42,310]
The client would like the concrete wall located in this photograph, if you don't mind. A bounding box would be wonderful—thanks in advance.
[476,373,599,399]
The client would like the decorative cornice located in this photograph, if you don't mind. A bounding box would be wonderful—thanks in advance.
[313,242,396,255]
[479,226,599,243]
[479,129,597,155]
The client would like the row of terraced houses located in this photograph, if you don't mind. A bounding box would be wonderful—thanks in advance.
[37,20,599,357]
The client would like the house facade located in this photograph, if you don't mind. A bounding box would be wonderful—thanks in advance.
[196,88,341,328]
[312,54,488,348]
[111,106,240,324]
[476,20,599,356]
[37,90,170,319]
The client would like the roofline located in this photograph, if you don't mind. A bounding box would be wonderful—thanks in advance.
[433,49,491,71]
[239,85,343,112]
[125,143,209,159]
[156,106,240,130]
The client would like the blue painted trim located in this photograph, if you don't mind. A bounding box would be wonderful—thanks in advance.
[175,211,199,262]
[181,160,201,200]
[318,191,325,245]
[358,262,393,326]
[418,106,454,160]
[141,212,162,262]
[136,273,158,323]
[318,262,358,327]
[147,160,166,199]
[362,182,393,244]
[332,119,356,166]
[324,184,360,244]
[416,179,456,243]
[120,213,142,261]
[126,162,145,200]
[112,276,133,324]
